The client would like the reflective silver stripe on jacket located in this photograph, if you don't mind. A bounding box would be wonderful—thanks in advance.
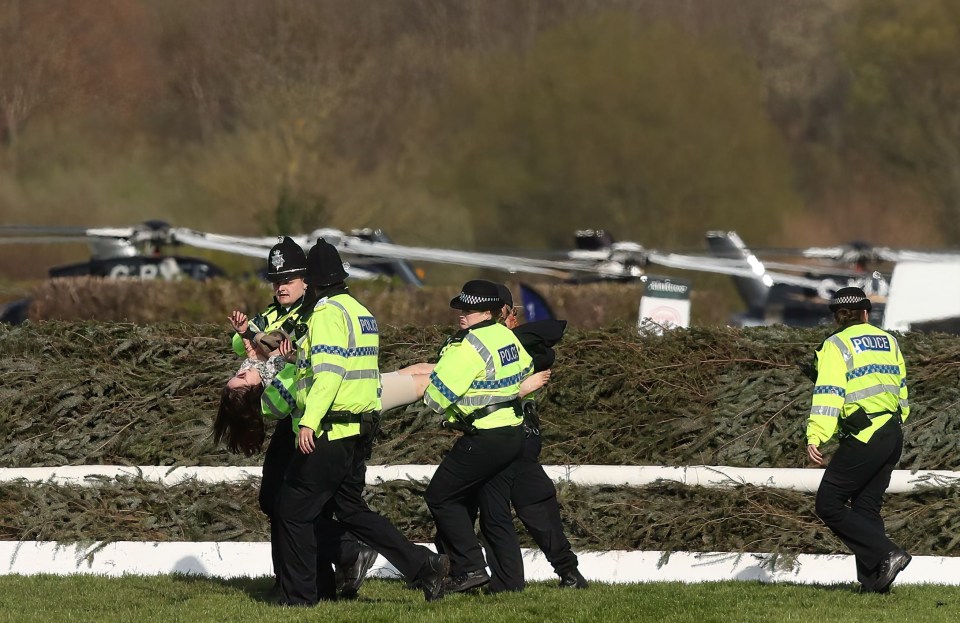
[344,369,379,381]
[296,377,316,392]
[309,366,379,381]
[325,299,356,349]
[263,396,288,419]
[810,405,841,417]
[465,333,496,380]
[826,335,854,372]
[846,384,902,403]
[424,391,443,413]
[313,363,346,378]
[900,398,909,409]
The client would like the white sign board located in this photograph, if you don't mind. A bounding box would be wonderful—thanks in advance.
[883,261,960,331]
[639,277,691,331]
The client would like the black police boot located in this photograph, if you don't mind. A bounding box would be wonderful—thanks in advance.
[338,543,379,600]
[558,568,589,589]
[418,553,451,602]
[873,549,912,593]
[445,568,491,593]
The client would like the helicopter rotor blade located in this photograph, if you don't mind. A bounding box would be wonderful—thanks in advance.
[647,252,826,289]
[338,237,579,279]
[169,228,280,259]
[0,225,138,242]
[0,235,99,245]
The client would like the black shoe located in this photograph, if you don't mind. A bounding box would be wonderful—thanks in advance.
[558,568,589,589]
[338,543,379,600]
[873,549,912,593]
[418,553,451,602]
[445,568,490,593]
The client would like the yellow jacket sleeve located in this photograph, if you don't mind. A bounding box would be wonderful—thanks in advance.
[806,341,847,446]
[897,343,910,423]
[424,342,484,413]
[261,364,298,421]
[298,307,348,432]
[231,332,246,357]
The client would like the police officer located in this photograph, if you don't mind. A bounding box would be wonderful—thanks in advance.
[273,238,448,606]
[230,236,308,357]
[227,236,311,595]
[494,284,588,589]
[424,279,533,594]
[227,236,375,600]
[807,286,911,593]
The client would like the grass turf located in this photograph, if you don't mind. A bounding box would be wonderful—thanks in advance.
[0,576,956,623]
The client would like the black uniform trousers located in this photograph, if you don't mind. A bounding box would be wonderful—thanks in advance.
[470,431,579,582]
[815,416,903,589]
[426,424,525,593]
[274,432,433,606]
[511,432,579,576]
[259,421,359,598]
[260,421,296,583]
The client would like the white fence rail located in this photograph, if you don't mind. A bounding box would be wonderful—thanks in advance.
[2,464,959,492]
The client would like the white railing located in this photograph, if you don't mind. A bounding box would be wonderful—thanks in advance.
[2,464,959,492]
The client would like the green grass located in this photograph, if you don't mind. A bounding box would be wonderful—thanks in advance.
[0,576,956,623]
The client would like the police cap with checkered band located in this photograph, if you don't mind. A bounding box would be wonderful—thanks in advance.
[828,286,872,313]
[266,236,307,283]
[450,279,503,312]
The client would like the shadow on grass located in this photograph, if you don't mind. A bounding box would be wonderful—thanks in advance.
[168,570,273,600]
[167,567,418,606]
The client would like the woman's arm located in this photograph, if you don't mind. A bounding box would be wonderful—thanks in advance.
[397,362,435,376]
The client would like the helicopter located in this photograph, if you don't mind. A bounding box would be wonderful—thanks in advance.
[4,221,960,330]
[0,221,755,286]
[704,230,960,331]
[0,221,416,323]
[0,220,823,325]
[0,221,426,283]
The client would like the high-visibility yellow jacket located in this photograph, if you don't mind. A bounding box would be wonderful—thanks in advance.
[294,293,380,441]
[807,322,910,446]
[425,320,533,430]
[261,363,299,423]
[231,299,304,357]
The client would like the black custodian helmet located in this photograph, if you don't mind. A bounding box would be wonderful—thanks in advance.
[305,238,349,286]
[267,236,308,283]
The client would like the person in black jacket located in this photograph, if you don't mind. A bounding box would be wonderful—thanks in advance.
[495,283,588,589]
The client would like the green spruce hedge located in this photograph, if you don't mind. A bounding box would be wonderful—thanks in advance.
[1,321,958,470]
[3,479,959,557]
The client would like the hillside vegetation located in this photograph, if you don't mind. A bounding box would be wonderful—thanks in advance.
[1,0,957,281]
